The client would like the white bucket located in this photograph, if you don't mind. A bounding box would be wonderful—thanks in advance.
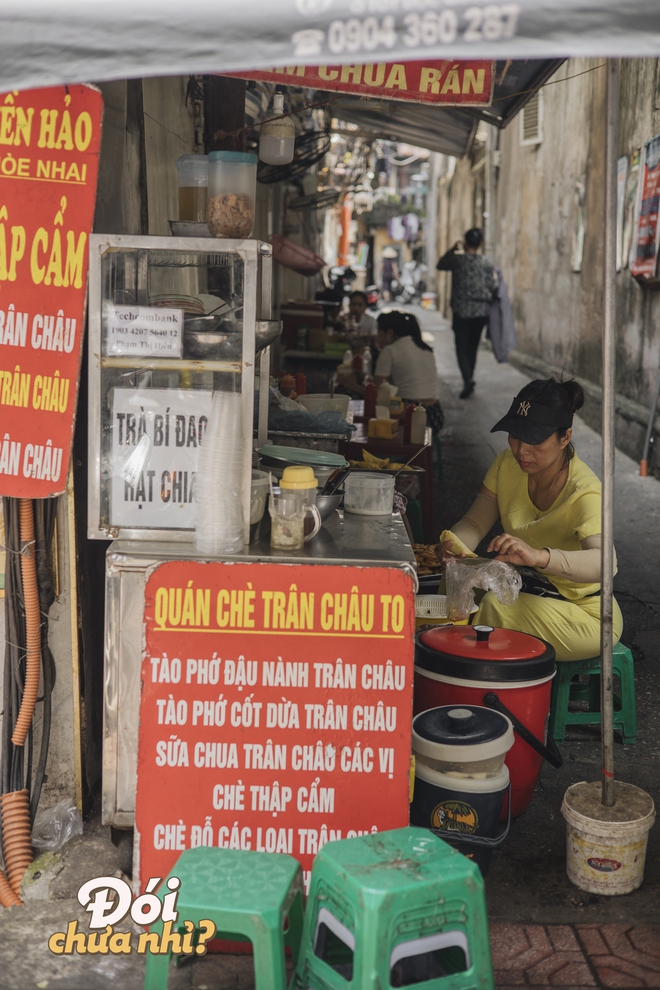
[562,780,655,896]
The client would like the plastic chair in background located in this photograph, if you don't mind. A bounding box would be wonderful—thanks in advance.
[292,826,494,990]
[143,847,304,990]
[548,641,636,744]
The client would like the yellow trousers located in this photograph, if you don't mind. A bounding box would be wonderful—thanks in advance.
[475,592,623,662]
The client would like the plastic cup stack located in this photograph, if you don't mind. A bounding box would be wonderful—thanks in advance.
[195,390,246,554]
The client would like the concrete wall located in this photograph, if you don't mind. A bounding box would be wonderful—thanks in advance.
[95,77,200,237]
[94,81,146,235]
[496,59,606,380]
[494,58,660,467]
[433,59,660,471]
[143,76,199,235]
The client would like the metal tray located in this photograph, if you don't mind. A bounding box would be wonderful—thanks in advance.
[348,464,426,475]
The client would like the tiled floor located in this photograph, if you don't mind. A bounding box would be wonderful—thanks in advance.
[492,924,660,988]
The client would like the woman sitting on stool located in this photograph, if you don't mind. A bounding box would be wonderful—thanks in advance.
[438,377,621,661]
[374,311,444,434]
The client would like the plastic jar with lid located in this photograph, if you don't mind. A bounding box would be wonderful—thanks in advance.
[280,465,318,506]
[207,151,258,238]
[175,155,208,222]
[259,94,295,165]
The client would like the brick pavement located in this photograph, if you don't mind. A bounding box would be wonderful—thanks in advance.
[492,924,660,989]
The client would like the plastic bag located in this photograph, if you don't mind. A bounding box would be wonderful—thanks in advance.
[313,410,356,434]
[445,557,522,621]
[267,404,356,435]
[31,799,83,852]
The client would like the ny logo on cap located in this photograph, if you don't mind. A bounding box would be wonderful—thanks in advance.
[517,401,531,416]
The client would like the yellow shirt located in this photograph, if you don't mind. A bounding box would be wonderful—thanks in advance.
[483,449,603,602]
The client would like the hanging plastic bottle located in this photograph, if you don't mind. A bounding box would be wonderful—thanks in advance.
[362,347,372,379]
[411,404,428,444]
[364,381,377,420]
[259,94,295,165]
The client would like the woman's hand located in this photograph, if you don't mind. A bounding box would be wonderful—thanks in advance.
[488,534,550,568]
[434,540,467,566]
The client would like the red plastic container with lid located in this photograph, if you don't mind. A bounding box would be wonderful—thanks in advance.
[414,624,556,818]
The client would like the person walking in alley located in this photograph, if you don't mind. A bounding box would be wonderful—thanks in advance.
[380,245,400,303]
[437,227,497,399]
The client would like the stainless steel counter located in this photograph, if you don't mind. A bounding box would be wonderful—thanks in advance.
[103,511,416,827]
[108,510,415,569]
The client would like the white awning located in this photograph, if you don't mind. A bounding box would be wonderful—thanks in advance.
[0,0,658,93]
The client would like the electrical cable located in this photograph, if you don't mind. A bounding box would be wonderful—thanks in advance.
[287,189,340,211]
[387,153,423,166]
[11,500,41,747]
[0,496,58,902]
[2,498,25,797]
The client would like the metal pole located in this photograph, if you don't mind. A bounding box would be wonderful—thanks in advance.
[601,58,619,807]
[639,364,660,476]
[425,152,440,272]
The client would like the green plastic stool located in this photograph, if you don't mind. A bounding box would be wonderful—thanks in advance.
[143,847,304,990]
[548,642,636,744]
[293,826,494,990]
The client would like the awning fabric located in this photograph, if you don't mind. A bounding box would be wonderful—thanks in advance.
[0,0,658,93]
[332,100,477,157]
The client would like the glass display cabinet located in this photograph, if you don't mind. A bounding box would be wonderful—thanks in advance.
[87,234,275,542]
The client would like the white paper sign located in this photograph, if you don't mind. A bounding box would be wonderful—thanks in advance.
[111,388,212,529]
[106,305,183,357]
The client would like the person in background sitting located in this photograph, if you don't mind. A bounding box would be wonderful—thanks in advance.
[374,311,444,434]
[340,290,378,349]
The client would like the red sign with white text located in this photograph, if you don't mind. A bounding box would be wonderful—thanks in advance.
[227,61,494,106]
[631,134,660,281]
[0,84,102,496]
[135,560,415,891]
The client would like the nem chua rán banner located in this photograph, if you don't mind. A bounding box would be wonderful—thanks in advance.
[0,84,102,497]
[226,60,494,106]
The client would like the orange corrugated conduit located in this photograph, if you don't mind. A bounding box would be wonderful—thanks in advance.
[0,869,21,907]
[11,499,41,747]
[1,499,40,902]
[1,789,32,897]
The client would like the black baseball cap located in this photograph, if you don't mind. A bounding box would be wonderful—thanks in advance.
[490,394,573,445]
